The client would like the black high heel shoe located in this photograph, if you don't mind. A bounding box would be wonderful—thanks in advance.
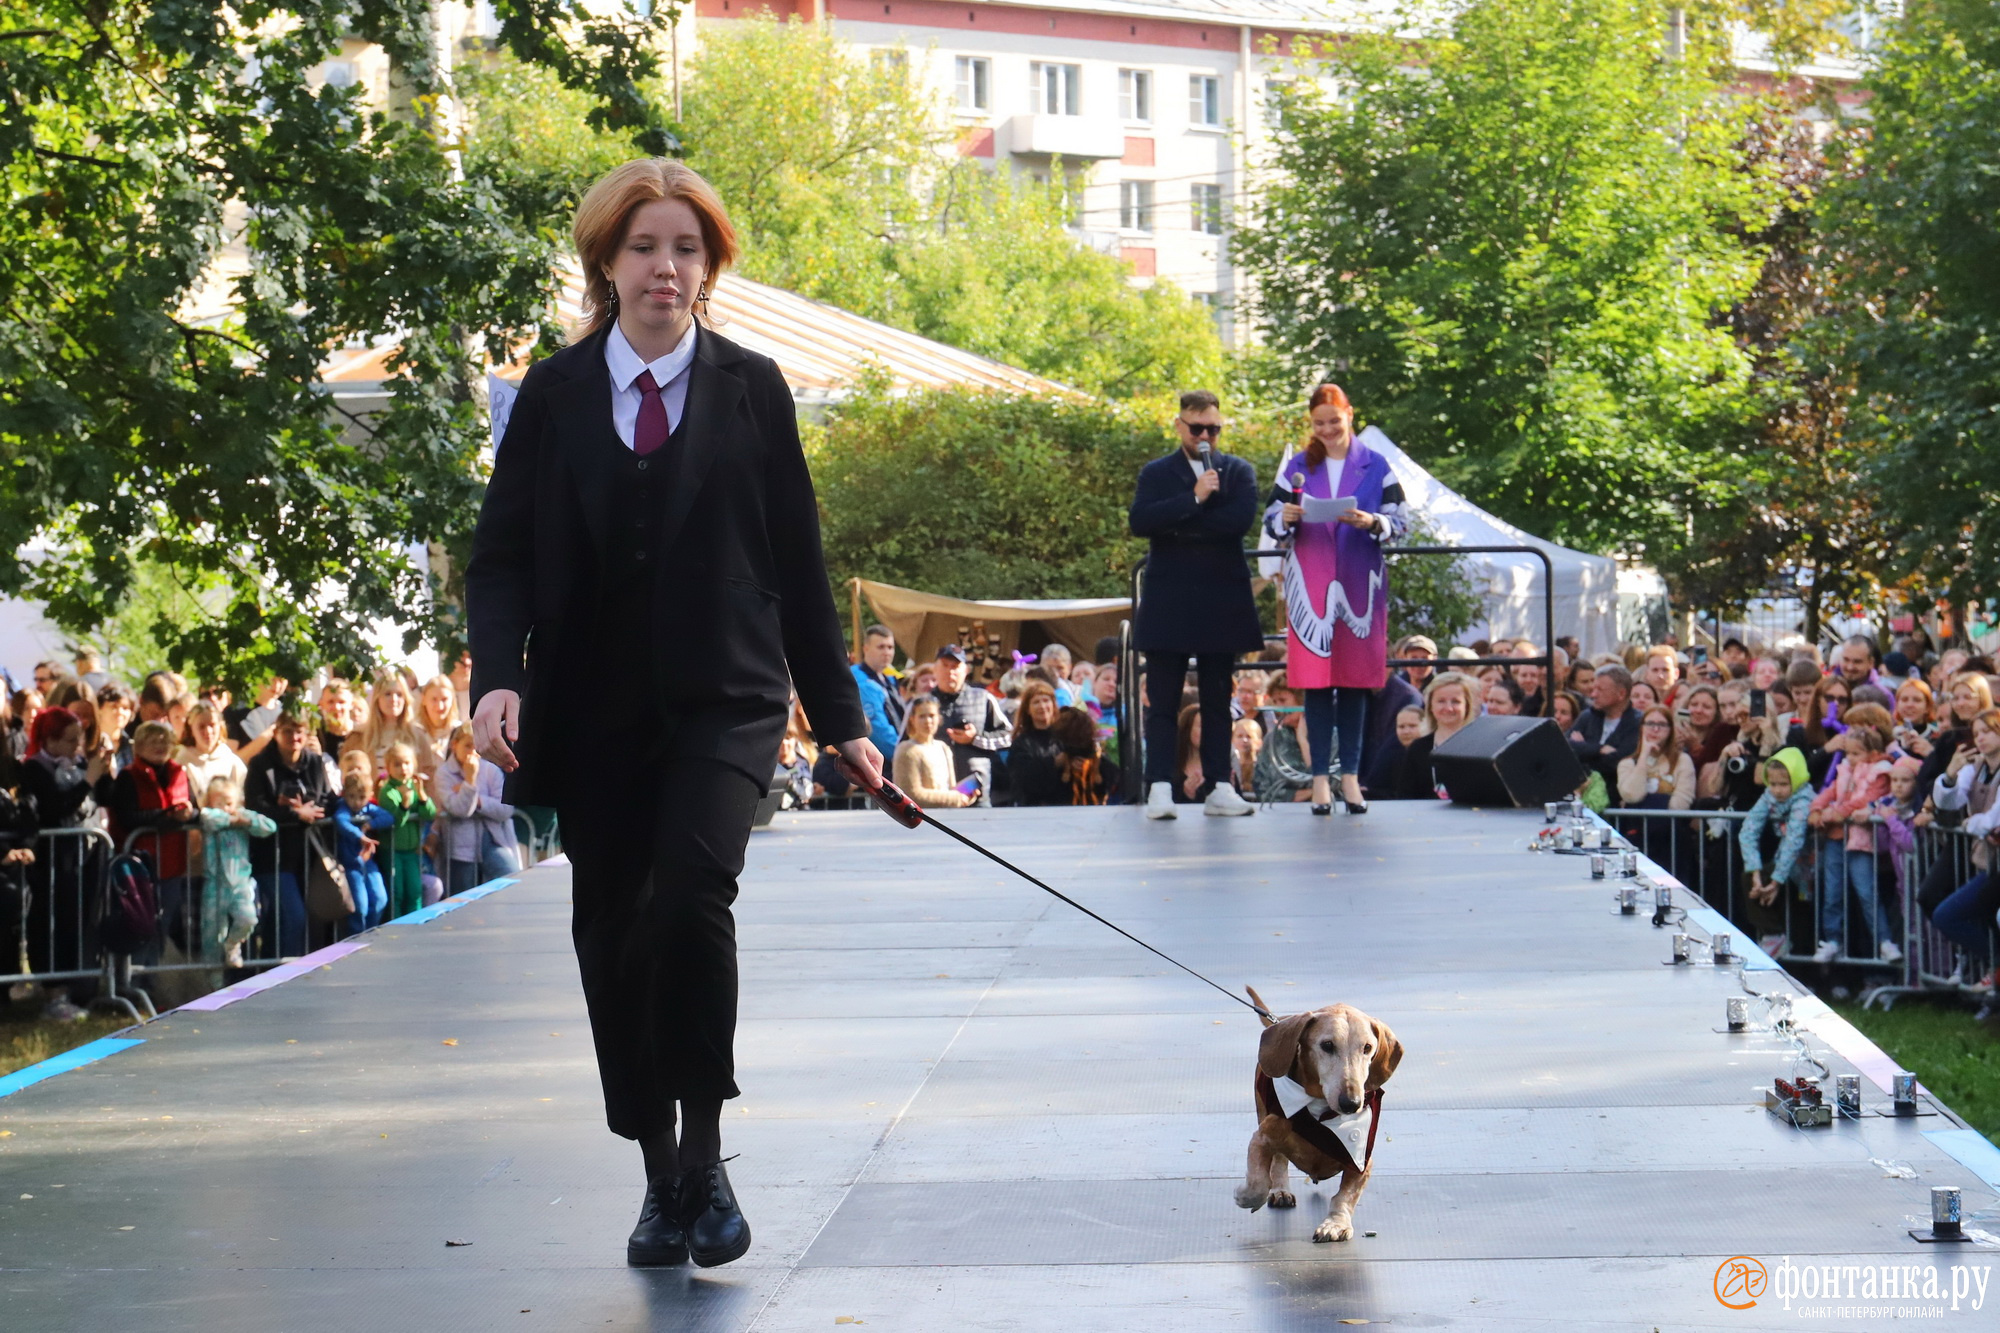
[1343,798,1369,815]
[1311,802,1332,816]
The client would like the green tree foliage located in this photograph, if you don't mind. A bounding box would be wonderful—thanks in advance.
[1827,0,2000,616]
[814,379,1483,645]
[810,380,1168,600]
[1387,519,1483,650]
[0,0,674,685]
[1671,104,1897,638]
[1235,0,1774,564]
[461,15,1224,398]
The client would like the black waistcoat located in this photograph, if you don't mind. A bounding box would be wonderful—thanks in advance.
[590,410,693,679]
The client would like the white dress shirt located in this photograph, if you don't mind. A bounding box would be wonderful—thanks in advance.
[604,319,698,450]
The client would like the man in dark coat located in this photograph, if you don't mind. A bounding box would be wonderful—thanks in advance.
[1128,390,1264,818]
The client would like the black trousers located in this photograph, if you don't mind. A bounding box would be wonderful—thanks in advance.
[1143,651,1235,788]
[558,744,763,1141]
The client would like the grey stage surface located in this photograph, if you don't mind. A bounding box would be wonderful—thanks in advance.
[3,802,1996,1331]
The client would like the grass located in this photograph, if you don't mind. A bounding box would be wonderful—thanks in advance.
[1832,995,2000,1148]
[0,1001,134,1079]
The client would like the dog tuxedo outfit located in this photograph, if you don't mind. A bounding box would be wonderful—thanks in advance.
[1254,1071,1384,1183]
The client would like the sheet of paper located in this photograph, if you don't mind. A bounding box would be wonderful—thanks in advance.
[1301,493,1357,524]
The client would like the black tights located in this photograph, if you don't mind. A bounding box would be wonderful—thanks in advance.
[639,1098,725,1184]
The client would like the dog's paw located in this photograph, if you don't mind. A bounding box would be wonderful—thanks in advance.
[1312,1216,1354,1243]
[1267,1189,1297,1210]
[1232,1183,1270,1211]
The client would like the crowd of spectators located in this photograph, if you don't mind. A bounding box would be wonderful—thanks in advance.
[0,649,523,1020]
[9,623,1997,1013]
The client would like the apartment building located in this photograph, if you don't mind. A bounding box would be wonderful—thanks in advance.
[320,2,1871,350]
[689,0,1366,344]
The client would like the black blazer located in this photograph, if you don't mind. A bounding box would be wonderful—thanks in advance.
[466,323,865,805]
[1128,449,1264,655]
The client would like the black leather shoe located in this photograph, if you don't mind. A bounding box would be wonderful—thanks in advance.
[677,1161,752,1268]
[626,1176,688,1267]
[1310,803,1331,816]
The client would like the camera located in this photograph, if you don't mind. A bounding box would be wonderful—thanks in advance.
[1726,755,1752,776]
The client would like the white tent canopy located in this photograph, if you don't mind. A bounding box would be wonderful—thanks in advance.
[1264,426,1622,659]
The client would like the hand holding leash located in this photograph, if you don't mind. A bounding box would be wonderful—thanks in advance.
[836,758,925,829]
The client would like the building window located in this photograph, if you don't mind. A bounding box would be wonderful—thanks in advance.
[1191,182,1225,235]
[321,60,357,88]
[1190,74,1221,128]
[871,49,908,75]
[1190,291,1225,330]
[1119,180,1155,233]
[953,55,990,111]
[1031,61,1082,116]
[1119,69,1152,123]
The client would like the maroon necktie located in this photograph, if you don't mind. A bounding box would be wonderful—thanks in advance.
[633,369,669,457]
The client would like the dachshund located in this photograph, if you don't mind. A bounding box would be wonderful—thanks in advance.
[1233,987,1403,1243]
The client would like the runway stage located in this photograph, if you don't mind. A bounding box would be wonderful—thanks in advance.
[4,802,1999,1331]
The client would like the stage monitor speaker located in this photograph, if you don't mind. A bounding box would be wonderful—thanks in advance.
[1430,715,1586,807]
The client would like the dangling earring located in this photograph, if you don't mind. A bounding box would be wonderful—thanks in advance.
[696,284,709,304]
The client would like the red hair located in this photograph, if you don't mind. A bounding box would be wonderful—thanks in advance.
[28,705,78,757]
[1301,383,1354,473]
[573,158,741,335]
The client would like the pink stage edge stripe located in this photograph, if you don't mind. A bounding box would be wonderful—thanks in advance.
[175,938,372,1013]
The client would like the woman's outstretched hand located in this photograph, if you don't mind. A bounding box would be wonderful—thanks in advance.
[472,689,521,772]
[833,736,885,791]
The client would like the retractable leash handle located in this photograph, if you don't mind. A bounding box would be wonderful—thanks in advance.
[837,760,925,829]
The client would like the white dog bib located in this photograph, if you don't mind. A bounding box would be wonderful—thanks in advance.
[1272,1075,1376,1169]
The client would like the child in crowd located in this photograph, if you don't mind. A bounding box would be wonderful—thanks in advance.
[376,741,436,918]
[1808,707,1898,964]
[334,770,393,932]
[1869,756,1925,916]
[892,697,975,807]
[197,775,274,966]
[436,722,520,897]
[1252,673,1313,804]
[1740,747,1816,959]
[1055,706,1114,806]
[773,723,815,810]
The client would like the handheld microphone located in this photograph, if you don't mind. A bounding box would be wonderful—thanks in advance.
[1197,441,1215,473]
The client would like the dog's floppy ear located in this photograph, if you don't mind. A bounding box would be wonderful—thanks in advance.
[1365,1016,1404,1092]
[1258,1012,1312,1080]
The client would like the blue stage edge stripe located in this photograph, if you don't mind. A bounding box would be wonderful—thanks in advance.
[388,876,520,928]
[1925,1128,2000,1193]
[0,1036,145,1101]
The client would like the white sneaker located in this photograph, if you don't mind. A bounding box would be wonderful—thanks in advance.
[1879,940,1904,965]
[1145,782,1178,820]
[1812,939,1841,964]
[1204,782,1254,817]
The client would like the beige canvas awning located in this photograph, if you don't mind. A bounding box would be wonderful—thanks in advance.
[853,578,1131,683]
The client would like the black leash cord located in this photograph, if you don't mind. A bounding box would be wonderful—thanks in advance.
[912,809,1271,1020]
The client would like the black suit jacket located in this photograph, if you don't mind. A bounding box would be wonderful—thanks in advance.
[1128,449,1264,655]
[466,324,865,805]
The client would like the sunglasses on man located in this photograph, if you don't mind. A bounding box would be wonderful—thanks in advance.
[1179,419,1223,437]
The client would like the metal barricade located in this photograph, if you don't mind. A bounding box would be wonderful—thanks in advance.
[3,825,115,985]
[1870,825,1999,1012]
[1602,807,1999,1009]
